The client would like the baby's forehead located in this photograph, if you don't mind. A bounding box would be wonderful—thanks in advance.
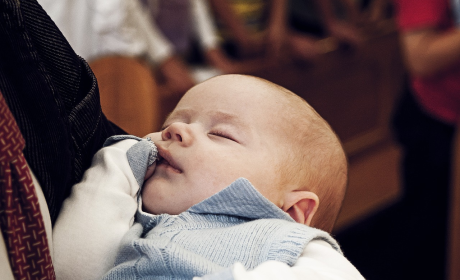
[181,77,291,112]
[180,74,313,130]
[196,74,285,97]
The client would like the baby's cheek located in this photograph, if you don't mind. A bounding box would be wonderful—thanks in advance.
[141,179,157,213]
[142,132,160,140]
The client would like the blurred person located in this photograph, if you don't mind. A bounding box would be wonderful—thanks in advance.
[326,1,457,279]
[37,0,196,131]
[390,0,460,279]
[38,0,268,128]
[359,0,395,24]
[138,0,272,122]
[288,0,363,62]
[37,0,195,98]
[140,0,269,84]
[209,0,282,58]
[210,0,363,63]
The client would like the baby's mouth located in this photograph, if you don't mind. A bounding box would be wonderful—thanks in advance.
[158,151,182,174]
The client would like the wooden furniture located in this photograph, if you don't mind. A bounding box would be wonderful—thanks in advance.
[90,56,161,137]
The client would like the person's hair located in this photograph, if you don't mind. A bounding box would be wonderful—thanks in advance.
[261,79,348,233]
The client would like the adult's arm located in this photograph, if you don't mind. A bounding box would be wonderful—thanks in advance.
[394,0,460,77]
[312,0,362,47]
[192,0,257,73]
[122,0,174,65]
[192,0,220,51]
[401,27,460,77]
[137,0,195,94]
[36,0,173,65]
[265,0,288,59]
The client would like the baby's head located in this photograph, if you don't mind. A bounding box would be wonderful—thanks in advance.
[143,74,347,232]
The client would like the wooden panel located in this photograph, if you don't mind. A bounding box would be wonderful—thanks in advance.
[256,25,405,229]
[90,56,161,136]
[258,29,404,157]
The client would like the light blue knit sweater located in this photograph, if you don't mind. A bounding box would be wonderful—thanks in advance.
[102,136,342,280]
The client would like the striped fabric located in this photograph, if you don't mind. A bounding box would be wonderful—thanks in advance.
[0,93,55,280]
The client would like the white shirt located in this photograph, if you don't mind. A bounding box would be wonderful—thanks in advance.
[228,241,365,280]
[37,0,218,65]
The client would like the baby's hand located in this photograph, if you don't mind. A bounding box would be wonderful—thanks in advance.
[143,136,158,180]
[144,162,156,181]
[142,133,161,181]
[125,135,159,188]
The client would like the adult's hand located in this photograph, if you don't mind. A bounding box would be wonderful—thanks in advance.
[288,32,322,62]
[327,21,363,51]
[159,56,196,97]
[206,48,239,73]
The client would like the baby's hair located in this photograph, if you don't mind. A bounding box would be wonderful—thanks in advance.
[251,76,348,232]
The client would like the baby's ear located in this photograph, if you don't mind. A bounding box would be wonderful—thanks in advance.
[282,191,319,226]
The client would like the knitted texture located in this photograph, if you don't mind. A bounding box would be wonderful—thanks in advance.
[105,135,158,188]
[103,178,341,280]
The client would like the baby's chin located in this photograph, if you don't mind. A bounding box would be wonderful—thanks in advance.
[141,200,188,216]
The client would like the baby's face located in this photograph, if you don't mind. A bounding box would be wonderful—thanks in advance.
[142,76,289,215]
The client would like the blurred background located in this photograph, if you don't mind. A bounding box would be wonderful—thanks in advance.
[36,0,459,279]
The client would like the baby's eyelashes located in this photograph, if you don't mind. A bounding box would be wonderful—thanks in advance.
[208,130,237,142]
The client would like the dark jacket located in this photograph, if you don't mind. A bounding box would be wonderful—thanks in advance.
[0,0,125,224]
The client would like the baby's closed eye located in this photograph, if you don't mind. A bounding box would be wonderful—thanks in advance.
[208,130,237,142]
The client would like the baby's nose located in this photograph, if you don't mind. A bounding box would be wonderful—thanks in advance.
[162,123,193,146]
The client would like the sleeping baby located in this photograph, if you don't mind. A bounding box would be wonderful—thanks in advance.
[53,74,364,280]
